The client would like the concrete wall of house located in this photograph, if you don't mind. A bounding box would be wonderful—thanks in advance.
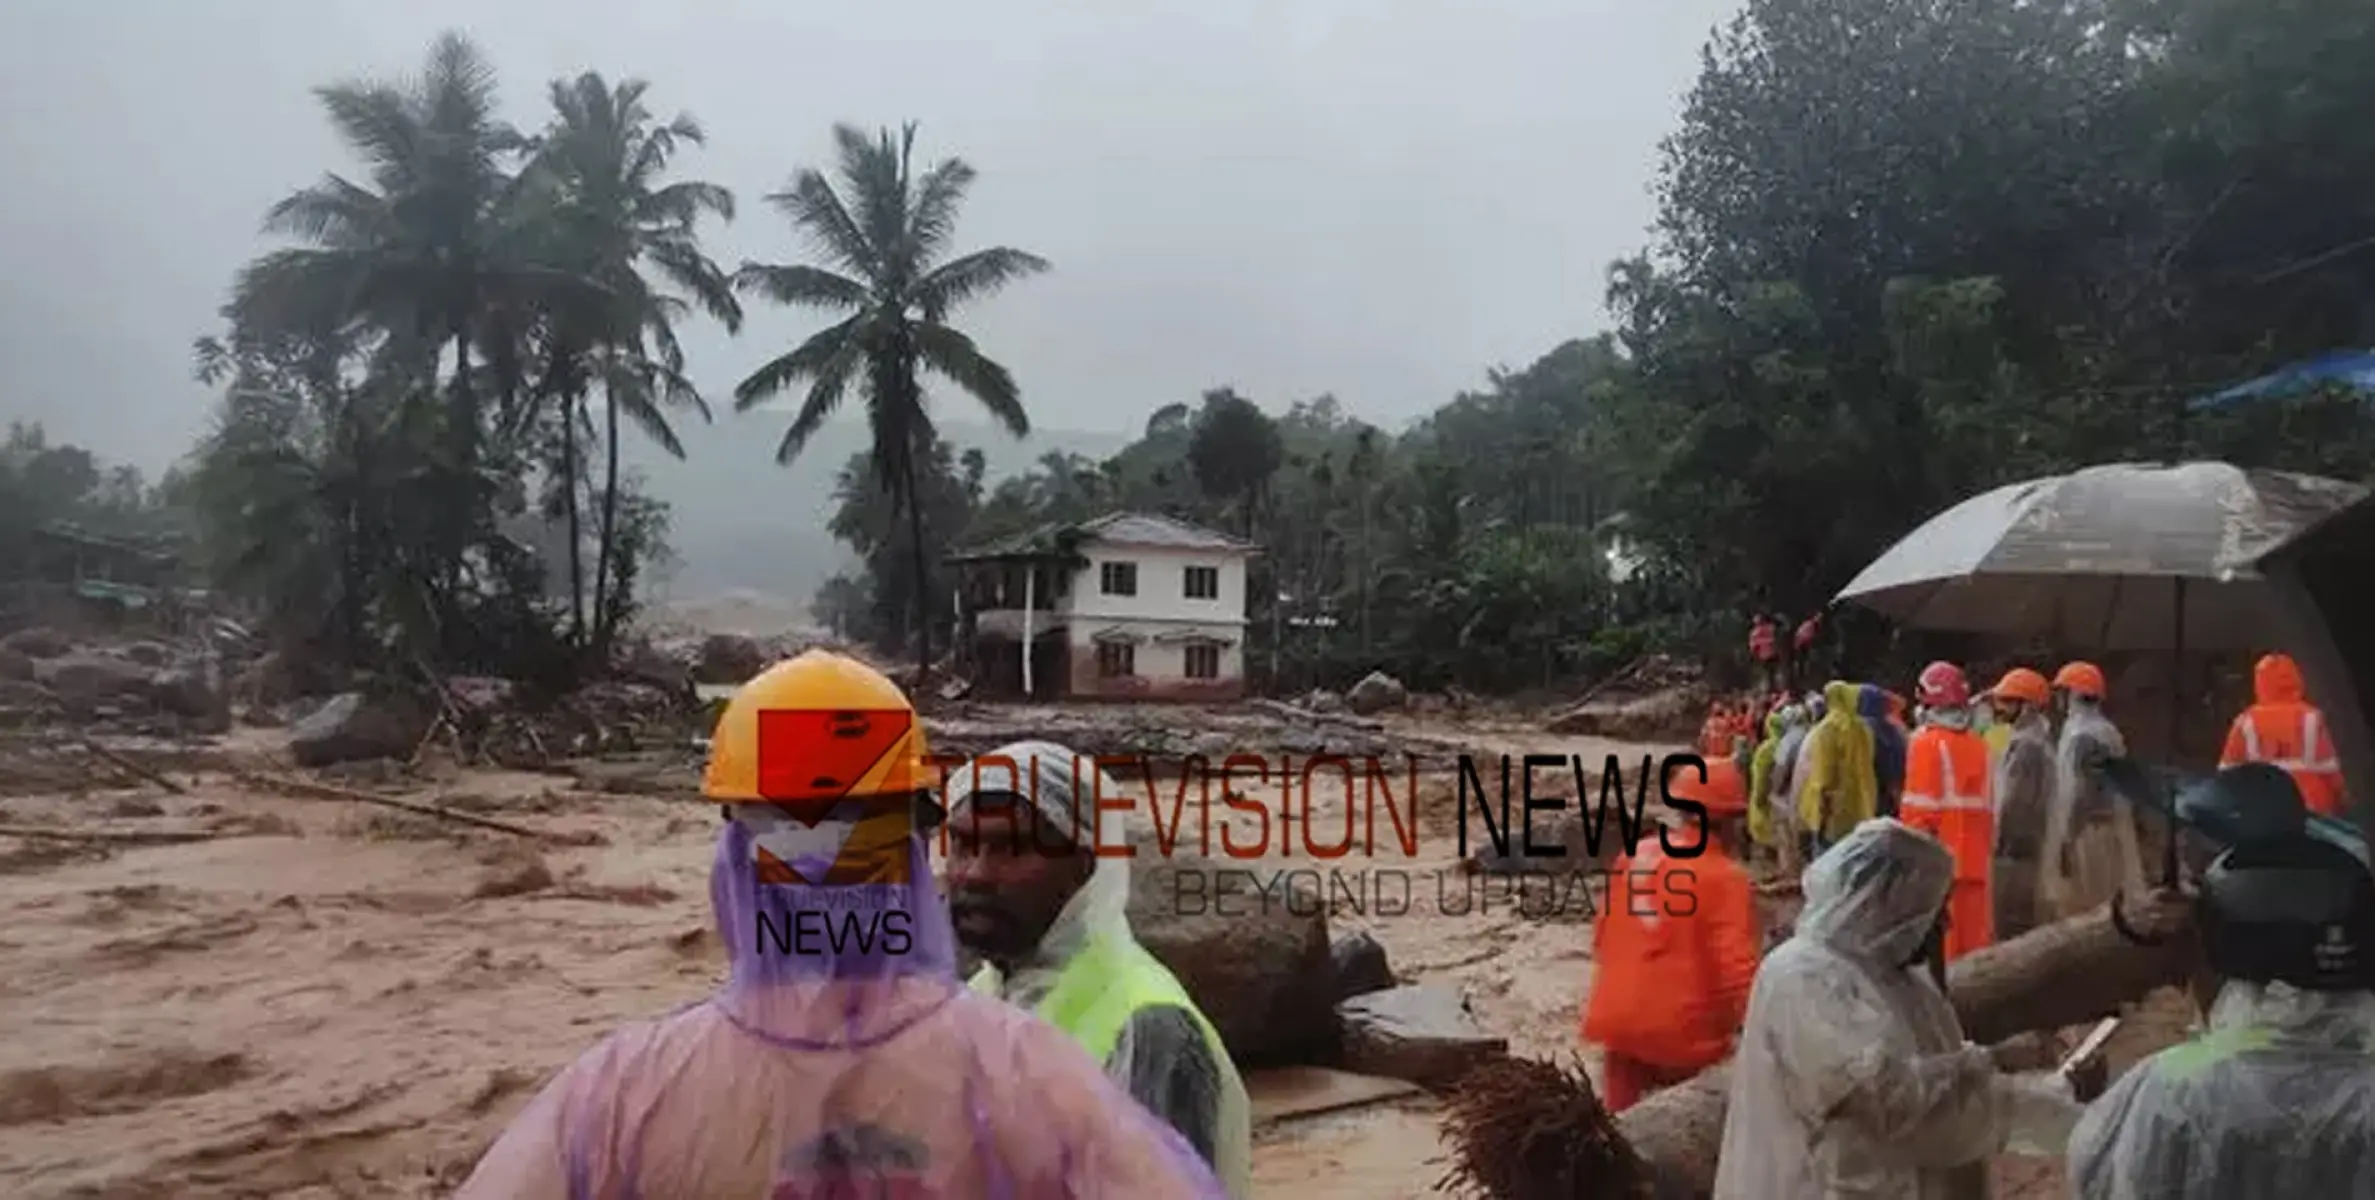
[1069,544,1248,624]
[1063,620,1245,700]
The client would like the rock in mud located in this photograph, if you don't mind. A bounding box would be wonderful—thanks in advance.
[1346,671,1408,715]
[694,634,766,685]
[1128,849,1335,1065]
[120,641,171,667]
[1328,930,1397,1001]
[35,654,154,703]
[1335,984,1508,1087]
[288,691,430,768]
[1301,688,1347,714]
[149,666,231,732]
[0,627,71,659]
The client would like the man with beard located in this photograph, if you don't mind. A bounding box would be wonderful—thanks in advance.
[944,740,1252,1198]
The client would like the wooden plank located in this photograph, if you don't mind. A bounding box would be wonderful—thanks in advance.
[1244,1065,1423,1125]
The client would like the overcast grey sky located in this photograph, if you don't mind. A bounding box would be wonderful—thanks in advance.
[0,0,1739,474]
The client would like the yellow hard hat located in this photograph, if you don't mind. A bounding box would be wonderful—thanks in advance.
[702,649,931,804]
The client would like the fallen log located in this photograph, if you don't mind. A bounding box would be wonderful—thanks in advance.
[1456,891,2197,1199]
[0,823,220,845]
[229,769,582,843]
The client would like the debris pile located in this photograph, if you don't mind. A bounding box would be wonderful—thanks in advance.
[1544,655,1708,742]
[1437,1055,1658,1200]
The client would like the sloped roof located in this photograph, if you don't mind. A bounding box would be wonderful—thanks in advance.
[949,512,1258,563]
[1075,512,1259,553]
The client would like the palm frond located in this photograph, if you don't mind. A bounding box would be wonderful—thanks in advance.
[915,321,1029,437]
[905,156,978,264]
[913,247,1051,322]
[734,316,863,411]
[731,261,869,311]
[764,169,877,277]
[834,124,914,276]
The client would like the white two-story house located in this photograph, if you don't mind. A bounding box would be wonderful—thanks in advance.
[949,512,1259,701]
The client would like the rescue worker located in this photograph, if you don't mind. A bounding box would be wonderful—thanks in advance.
[1750,613,1781,695]
[1985,667,2058,940]
[1899,663,1994,961]
[1861,684,1907,820]
[1791,612,1823,691]
[1713,818,2086,1198]
[1750,704,1809,872]
[946,741,1251,1197]
[2219,652,2347,818]
[2040,660,2147,920]
[1796,681,1877,858]
[2069,772,2375,1196]
[457,652,1223,1198]
[1582,757,1762,1112]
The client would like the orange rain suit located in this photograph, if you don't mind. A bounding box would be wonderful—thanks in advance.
[1899,720,1995,961]
[2220,654,2346,818]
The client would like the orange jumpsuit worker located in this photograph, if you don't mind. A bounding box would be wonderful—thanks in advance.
[2220,652,2347,817]
[1581,757,1761,1112]
[1900,661,1995,961]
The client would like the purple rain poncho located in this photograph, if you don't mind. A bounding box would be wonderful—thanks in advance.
[454,817,1226,1199]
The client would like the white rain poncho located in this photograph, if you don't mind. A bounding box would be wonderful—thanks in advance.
[2041,698,2146,919]
[948,741,1253,1197]
[454,810,1224,1199]
[1990,709,2058,939]
[1713,818,2083,1199]
[2070,980,2375,1196]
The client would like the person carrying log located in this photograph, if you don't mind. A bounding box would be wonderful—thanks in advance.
[2041,660,2148,920]
[1983,667,2058,940]
[2218,652,2348,818]
[1900,663,1996,962]
[947,740,1252,1197]
[1582,758,1763,1113]
[1796,681,1878,861]
[456,652,1224,1199]
[2069,768,2375,1197]
[1713,818,2086,1199]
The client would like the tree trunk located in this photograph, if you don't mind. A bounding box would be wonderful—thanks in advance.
[591,388,624,659]
[902,447,933,686]
[561,393,585,647]
[1610,891,2196,1198]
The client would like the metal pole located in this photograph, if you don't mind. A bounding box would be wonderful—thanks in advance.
[1021,566,1036,699]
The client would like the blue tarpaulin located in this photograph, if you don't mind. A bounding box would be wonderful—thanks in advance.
[2193,349,2375,411]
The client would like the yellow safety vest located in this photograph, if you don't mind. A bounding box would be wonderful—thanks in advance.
[969,932,1251,1197]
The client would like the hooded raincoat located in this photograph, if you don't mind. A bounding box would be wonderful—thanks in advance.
[1863,685,1908,820]
[1750,707,1804,849]
[1797,682,1879,848]
[2069,981,2375,1197]
[2041,698,2145,920]
[1712,819,2084,1199]
[2219,655,2346,817]
[1988,708,2057,940]
[951,742,1252,1198]
[455,816,1223,1199]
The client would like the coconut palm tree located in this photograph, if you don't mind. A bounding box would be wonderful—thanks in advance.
[227,31,550,594]
[520,71,740,651]
[732,122,1049,675]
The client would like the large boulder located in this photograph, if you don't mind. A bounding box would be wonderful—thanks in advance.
[150,666,232,734]
[1335,984,1508,1086]
[0,627,72,659]
[1346,671,1408,716]
[1127,849,1337,1066]
[1329,930,1398,1002]
[693,634,766,685]
[35,654,154,704]
[288,691,431,767]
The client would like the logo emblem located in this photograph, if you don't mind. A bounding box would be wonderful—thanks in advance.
[751,708,917,884]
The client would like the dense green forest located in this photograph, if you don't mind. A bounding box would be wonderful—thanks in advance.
[30,0,2375,698]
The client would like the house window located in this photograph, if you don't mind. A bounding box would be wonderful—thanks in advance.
[1100,561,1138,596]
[1097,641,1136,678]
[1183,565,1219,600]
[1184,643,1221,680]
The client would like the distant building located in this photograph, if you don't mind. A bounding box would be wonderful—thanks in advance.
[948,512,1260,701]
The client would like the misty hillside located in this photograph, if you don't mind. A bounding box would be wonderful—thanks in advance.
[626,410,1129,617]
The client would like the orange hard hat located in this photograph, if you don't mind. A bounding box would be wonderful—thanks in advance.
[1671,757,1748,817]
[1988,667,2052,707]
[702,649,931,803]
[2052,661,2108,700]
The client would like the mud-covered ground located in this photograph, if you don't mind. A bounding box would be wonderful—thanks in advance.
[0,714,2180,1197]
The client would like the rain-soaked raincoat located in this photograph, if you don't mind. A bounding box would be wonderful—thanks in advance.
[1988,708,2057,940]
[2041,697,2145,920]
[952,742,1252,1198]
[2069,981,2375,1197]
[455,815,1224,1198]
[1863,685,1908,820]
[1712,819,2084,1199]
[2219,654,2347,817]
[1750,707,1804,849]
[1797,682,1878,847]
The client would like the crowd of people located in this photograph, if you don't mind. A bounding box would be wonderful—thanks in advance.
[1581,631,2373,1196]
[438,643,2371,1197]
